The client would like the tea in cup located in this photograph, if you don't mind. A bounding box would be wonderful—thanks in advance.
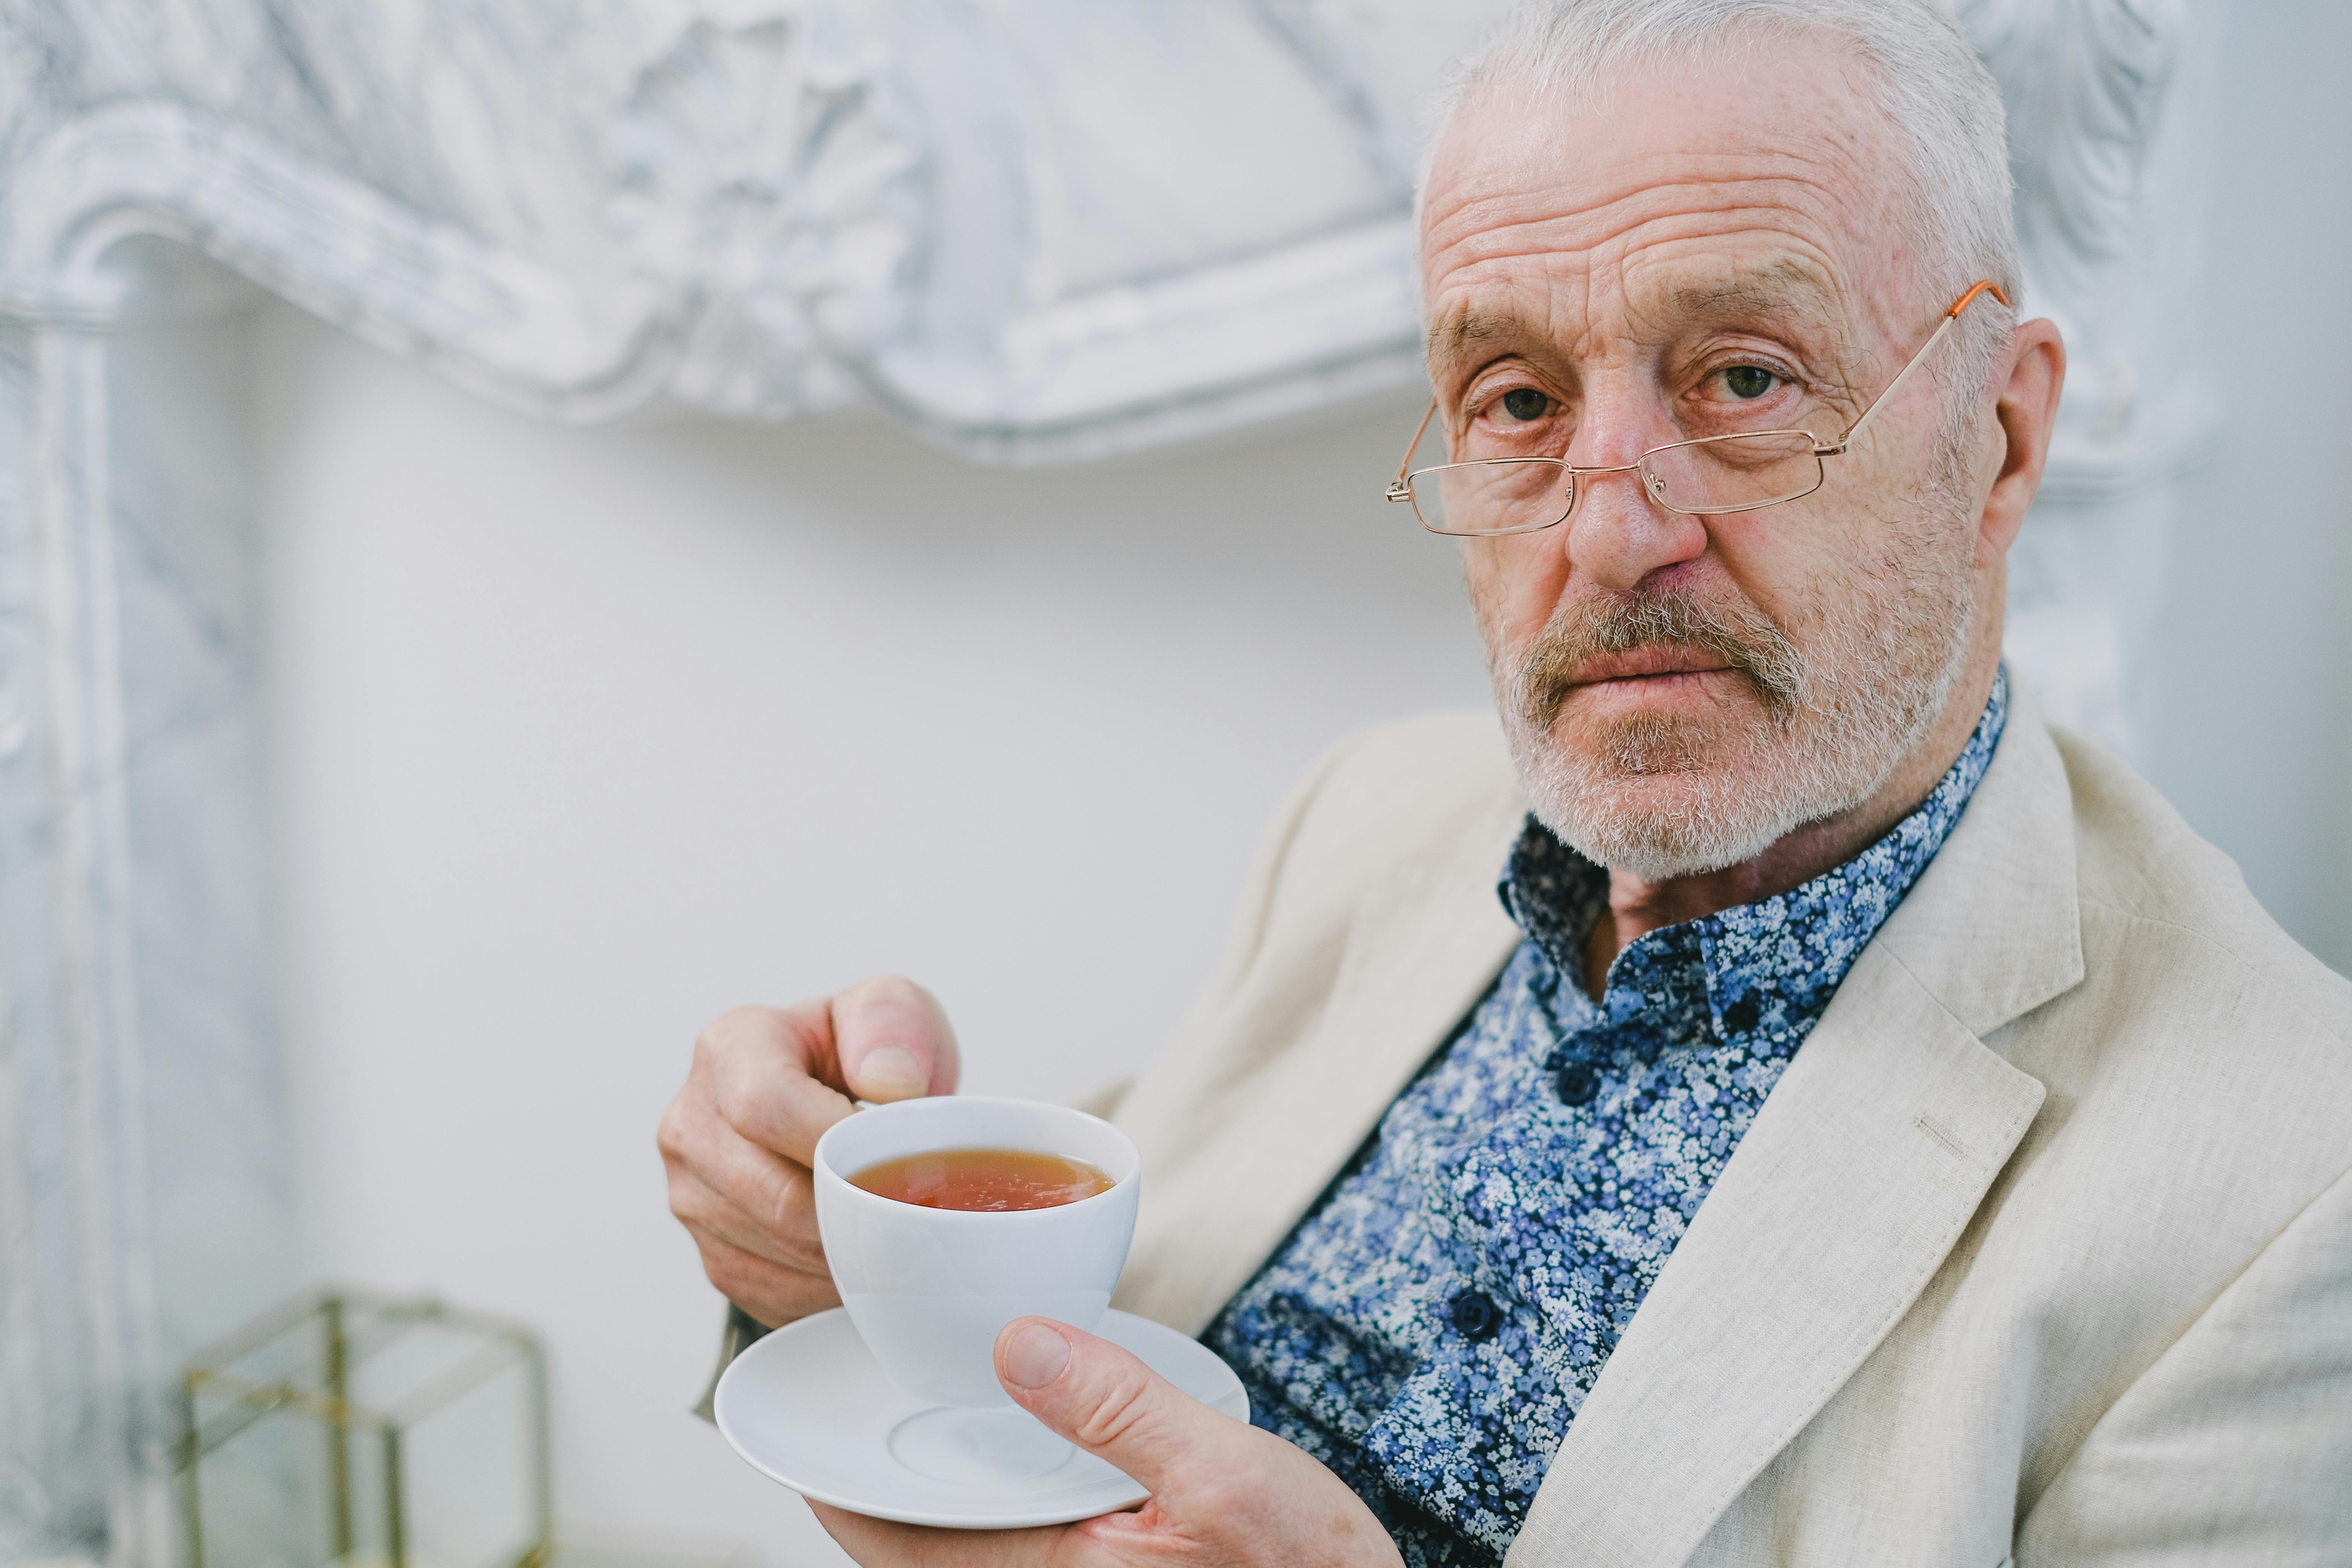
[812,1096,1141,1409]
[848,1146,1116,1211]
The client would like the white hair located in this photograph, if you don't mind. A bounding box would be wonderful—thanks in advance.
[1432,0,2022,420]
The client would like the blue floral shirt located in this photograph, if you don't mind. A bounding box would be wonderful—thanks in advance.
[1205,672,2009,1566]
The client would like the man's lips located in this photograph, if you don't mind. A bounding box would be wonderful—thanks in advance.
[1562,648,1738,688]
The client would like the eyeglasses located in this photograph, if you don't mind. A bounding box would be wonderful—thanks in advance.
[1384,280,2011,536]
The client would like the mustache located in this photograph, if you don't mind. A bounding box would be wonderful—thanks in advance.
[1512,587,1808,730]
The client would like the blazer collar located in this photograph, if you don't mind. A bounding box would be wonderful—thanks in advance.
[1508,688,2084,1567]
[1113,772,1528,1336]
[1873,678,2086,1036]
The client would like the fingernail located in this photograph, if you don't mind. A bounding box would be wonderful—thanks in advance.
[856,1046,925,1098]
[1003,1323,1071,1389]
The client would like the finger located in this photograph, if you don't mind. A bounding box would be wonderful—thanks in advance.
[831,975,961,1103]
[662,1090,826,1260]
[661,1076,829,1266]
[994,1318,1236,1496]
[693,1232,839,1328]
[666,1161,825,1274]
[701,1004,862,1163]
[809,1500,1072,1567]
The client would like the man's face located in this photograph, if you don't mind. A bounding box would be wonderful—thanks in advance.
[1420,39,1998,880]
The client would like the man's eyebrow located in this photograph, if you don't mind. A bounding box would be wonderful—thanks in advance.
[1425,268,1844,375]
[1657,266,1840,328]
[1427,305,1544,375]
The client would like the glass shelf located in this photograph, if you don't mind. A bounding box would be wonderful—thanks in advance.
[177,1288,551,1568]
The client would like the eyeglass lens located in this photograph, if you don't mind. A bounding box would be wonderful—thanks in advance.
[1405,431,1825,536]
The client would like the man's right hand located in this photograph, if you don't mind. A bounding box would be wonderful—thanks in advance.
[657,976,960,1328]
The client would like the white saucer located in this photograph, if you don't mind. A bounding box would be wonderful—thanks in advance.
[713,1307,1251,1529]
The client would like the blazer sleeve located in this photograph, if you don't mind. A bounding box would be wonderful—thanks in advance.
[2014,1160,2352,1563]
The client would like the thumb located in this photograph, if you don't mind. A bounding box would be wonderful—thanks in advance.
[830,975,960,1103]
[994,1318,1229,1493]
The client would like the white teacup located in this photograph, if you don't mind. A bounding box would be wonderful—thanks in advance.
[813,1096,1142,1409]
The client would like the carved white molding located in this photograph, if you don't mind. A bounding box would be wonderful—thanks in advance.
[0,242,288,1566]
[1,310,166,1567]
[1964,0,2218,491]
[0,3,2220,471]
[1956,0,2219,746]
[1,2,1513,462]
[0,2,2214,1560]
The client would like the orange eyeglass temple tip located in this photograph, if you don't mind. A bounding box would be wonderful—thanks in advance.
[1946,280,2012,318]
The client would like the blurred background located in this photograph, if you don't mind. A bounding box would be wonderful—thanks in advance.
[2,2,2346,1565]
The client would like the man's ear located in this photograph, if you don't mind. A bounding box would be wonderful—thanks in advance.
[1976,318,2067,568]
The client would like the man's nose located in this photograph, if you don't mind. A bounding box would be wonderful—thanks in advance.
[1560,412,1710,595]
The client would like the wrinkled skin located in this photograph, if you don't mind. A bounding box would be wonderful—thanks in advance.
[657,977,959,1327]
[659,31,2064,1568]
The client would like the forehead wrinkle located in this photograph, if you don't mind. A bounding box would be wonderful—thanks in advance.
[1426,40,1904,250]
[1426,216,1851,378]
[1420,196,1863,360]
[1419,110,1900,385]
[1423,176,1858,331]
[1419,68,1917,355]
[1423,132,1876,256]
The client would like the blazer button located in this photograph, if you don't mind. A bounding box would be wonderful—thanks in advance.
[1556,1063,1600,1106]
[1449,1289,1502,1342]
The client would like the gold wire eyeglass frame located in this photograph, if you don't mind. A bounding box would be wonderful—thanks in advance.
[1385,279,2012,536]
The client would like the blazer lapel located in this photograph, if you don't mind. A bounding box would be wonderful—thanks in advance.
[1508,692,2086,1568]
[1116,817,1525,1335]
[1506,948,2047,1566]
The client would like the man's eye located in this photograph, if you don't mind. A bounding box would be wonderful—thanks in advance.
[1722,365,1777,400]
[1499,387,1549,421]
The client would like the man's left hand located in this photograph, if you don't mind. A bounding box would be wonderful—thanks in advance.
[812,1317,1403,1568]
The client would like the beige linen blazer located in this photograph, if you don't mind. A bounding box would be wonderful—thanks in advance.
[1102,686,2352,1566]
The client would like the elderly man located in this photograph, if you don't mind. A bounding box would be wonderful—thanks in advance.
[658,0,2352,1563]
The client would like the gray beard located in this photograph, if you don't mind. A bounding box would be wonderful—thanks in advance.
[1491,546,1977,883]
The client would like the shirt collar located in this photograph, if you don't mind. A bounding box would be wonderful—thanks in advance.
[1499,668,2011,1041]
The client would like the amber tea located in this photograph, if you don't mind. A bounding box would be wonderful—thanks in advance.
[850,1147,1116,1212]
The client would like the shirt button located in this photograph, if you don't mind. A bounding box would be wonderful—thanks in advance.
[1555,1063,1600,1106]
[1449,1290,1501,1342]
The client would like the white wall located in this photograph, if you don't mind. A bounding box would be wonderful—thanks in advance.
[2130,0,2352,974]
[257,9,2352,1564]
